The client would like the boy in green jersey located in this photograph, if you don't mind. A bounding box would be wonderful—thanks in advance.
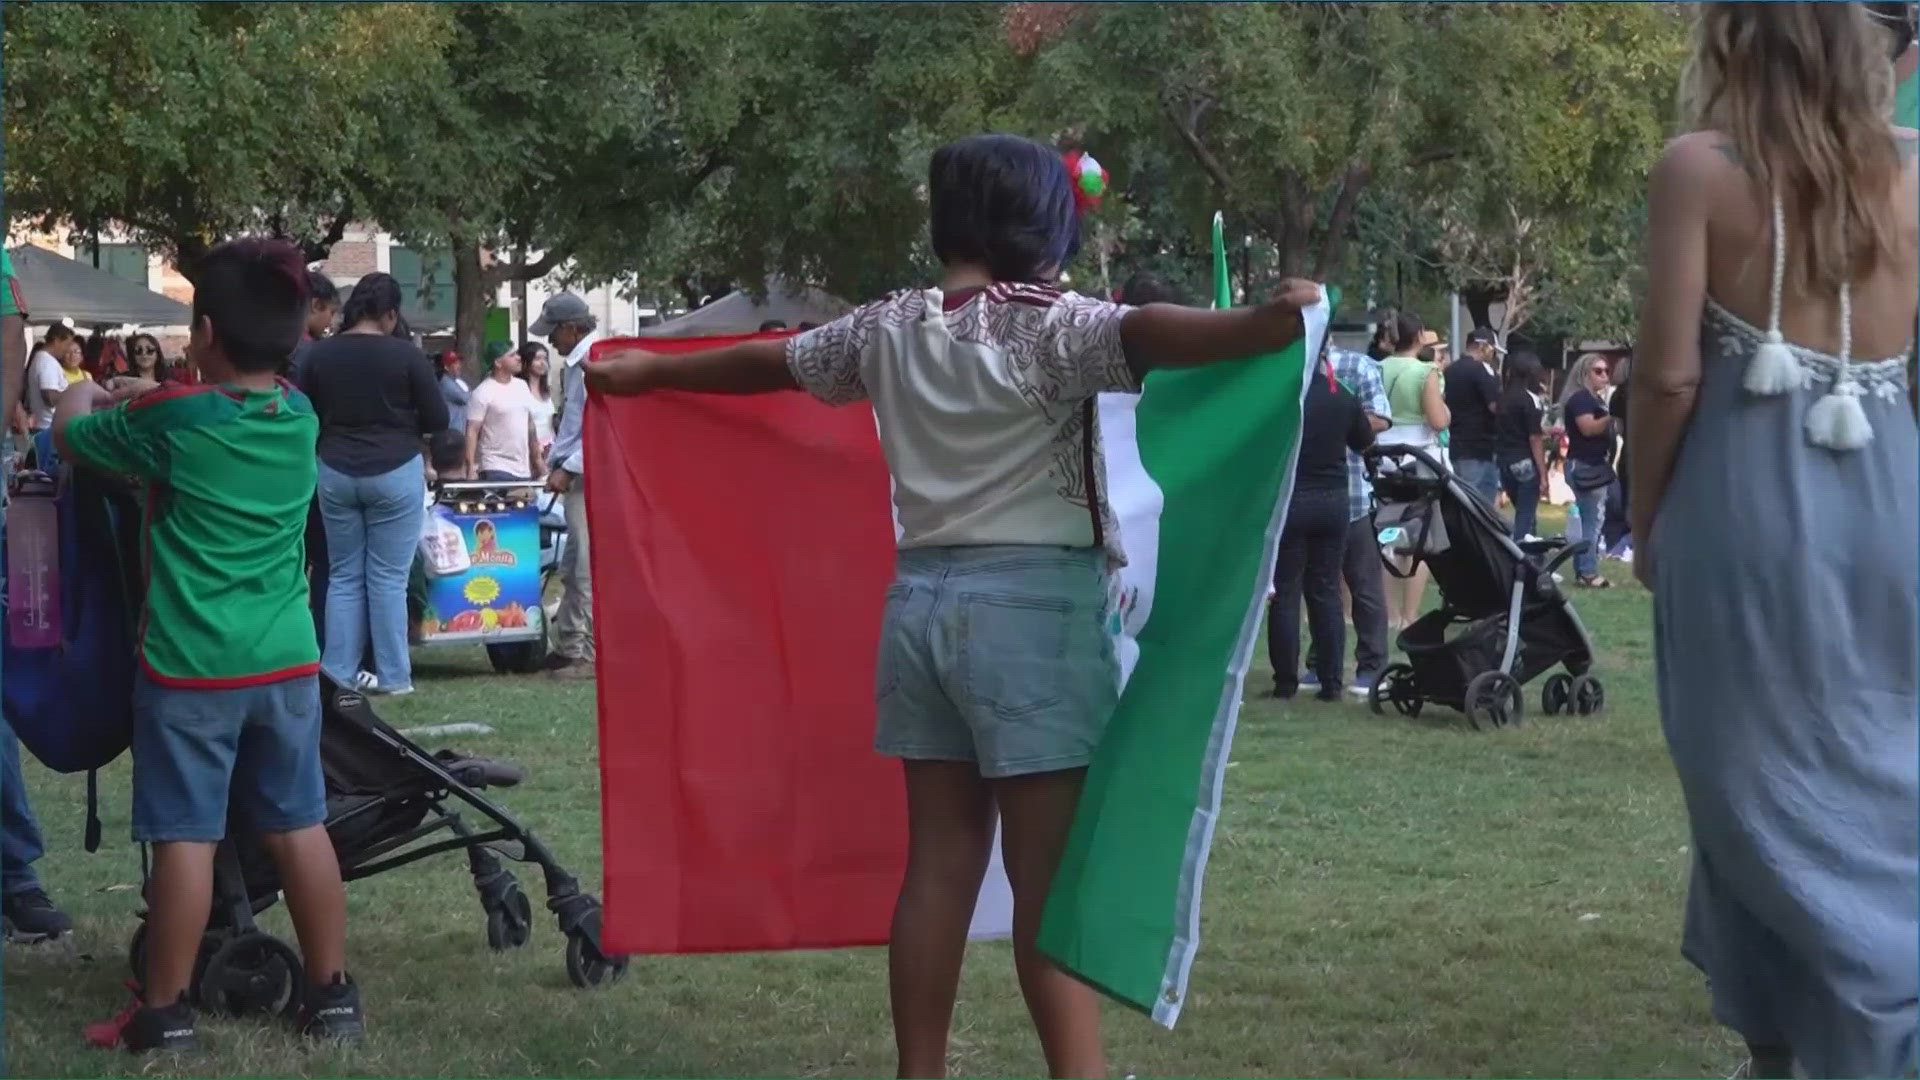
[54,239,363,1053]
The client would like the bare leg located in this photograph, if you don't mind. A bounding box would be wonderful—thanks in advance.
[143,842,216,1004]
[1405,563,1430,625]
[890,761,996,1079]
[993,769,1105,1080]
[258,824,348,985]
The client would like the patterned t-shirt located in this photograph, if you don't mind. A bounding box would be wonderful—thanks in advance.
[785,283,1138,563]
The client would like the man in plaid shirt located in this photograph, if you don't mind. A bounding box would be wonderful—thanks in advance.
[1303,342,1392,695]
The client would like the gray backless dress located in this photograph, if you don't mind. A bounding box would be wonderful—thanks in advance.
[1651,197,1918,1079]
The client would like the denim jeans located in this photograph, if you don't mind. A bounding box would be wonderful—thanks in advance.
[318,456,426,691]
[1569,483,1608,580]
[0,720,46,896]
[1499,456,1542,541]
[1452,456,1501,508]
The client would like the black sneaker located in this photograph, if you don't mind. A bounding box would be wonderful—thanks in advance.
[299,973,365,1044]
[1314,686,1343,703]
[542,653,577,673]
[121,996,198,1053]
[2,887,73,942]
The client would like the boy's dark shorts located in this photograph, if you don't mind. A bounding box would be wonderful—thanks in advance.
[131,673,327,843]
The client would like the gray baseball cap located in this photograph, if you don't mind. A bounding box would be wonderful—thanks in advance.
[530,292,591,337]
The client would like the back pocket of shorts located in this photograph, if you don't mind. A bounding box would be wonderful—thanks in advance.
[959,593,1073,719]
[875,584,911,701]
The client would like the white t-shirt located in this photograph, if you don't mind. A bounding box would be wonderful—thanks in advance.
[784,283,1138,563]
[467,376,539,477]
[26,349,67,430]
[527,392,556,449]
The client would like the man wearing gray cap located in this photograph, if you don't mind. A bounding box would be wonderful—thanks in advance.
[536,292,600,679]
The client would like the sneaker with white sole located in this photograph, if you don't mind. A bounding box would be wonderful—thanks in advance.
[353,672,414,697]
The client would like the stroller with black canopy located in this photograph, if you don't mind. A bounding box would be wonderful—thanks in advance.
[127,674,628,1018]
[1364,443,1606,729]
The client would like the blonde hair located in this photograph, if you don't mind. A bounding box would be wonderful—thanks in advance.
[1680,2,1904,294]
[1562,353,1611,405]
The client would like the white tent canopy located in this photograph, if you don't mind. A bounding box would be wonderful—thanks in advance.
[637,279,849,337]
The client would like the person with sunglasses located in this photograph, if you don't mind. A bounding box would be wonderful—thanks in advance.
[1560,353,1616,588]
[124,333,169,383]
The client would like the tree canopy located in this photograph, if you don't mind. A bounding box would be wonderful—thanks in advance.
[4,1,1691,351]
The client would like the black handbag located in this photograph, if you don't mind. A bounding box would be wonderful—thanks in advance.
[1567,458,1616,493]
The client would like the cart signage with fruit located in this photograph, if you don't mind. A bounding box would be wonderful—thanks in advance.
[421,484,544,646]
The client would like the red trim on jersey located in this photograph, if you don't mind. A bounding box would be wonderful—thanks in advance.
[139,654,321,691]
[125,381,222,412]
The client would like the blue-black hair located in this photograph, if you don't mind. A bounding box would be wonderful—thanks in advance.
[928,134,1081,284]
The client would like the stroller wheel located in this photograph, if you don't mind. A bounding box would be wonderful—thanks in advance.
[127,920,147,983]
[1542,673,1575,716]
[1464,671,1523,731]
[1368,663,1422,718]
[197,931,303,1019]
[1570,675,1607,716]
[565,930,629,989]
[487,884,535,952]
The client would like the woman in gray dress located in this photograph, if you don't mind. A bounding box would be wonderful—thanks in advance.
[1628,5,1918,1078]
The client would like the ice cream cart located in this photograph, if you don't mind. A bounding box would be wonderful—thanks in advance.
[418,480,554,673]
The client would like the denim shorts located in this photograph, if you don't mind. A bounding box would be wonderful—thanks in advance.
[131,673,327,843]
[877,545,1117,779]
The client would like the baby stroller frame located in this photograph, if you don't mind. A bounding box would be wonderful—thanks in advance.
[1364,443,1607,729]
[127,674,627,1018]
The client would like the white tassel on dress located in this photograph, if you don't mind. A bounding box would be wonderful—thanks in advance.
[1743,194,1803,395]
[1805,282,1873,451]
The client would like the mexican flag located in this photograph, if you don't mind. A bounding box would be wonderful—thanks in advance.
[587,215,1327,1026]
[1039,215,1327,1024]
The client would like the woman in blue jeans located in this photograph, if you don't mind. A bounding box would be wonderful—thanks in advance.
[1493,351,1549,541]
[1559,353,1616,588]
[296,274,448,693]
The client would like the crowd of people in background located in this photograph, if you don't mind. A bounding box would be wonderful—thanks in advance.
[1265,303,1632,703]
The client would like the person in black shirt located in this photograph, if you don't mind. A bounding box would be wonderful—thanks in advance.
[298,273,448,694]
[1444,326,1504,505]
[1493,351,1549,540]
[1269,350,1376,701]
[1559,353,1616,588]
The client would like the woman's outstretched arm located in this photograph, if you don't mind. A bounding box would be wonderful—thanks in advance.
[588,339,798,397]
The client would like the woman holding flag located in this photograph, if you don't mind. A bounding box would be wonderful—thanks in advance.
[591,133,1321,1080]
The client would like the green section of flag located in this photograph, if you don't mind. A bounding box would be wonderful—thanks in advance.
[1037,215,1329,1025]
[1897,68,1918,130]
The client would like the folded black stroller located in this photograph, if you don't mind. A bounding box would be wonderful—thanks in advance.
[1364,443,1606,729]
[127,674,627,1018]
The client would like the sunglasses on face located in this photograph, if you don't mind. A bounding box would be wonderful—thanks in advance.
[1590,367,1609,377]
[132,345,159,356]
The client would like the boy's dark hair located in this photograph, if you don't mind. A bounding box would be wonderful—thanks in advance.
[428,429,466,474]
[1392,310,1426,353]
[340,272,404,332]
[44,323,75,344]
[929,134,1081,284]
[307,269,340,308]
[192,239,309,374]
[1119,271,1191,306]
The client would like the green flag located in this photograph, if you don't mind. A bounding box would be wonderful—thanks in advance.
[1037,214,1333,1025]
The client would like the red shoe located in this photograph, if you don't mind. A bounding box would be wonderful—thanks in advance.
[83,982,144,1049]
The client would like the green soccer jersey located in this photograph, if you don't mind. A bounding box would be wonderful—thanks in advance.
[63,381,321,687]
[1897,69,1918,131]
[2,248,21,319]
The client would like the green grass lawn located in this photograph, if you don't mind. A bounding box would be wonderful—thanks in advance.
[4,522,1736,1078]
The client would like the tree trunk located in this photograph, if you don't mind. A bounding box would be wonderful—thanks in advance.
[450,237,493,379]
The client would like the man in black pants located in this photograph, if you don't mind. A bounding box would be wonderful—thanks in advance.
[1270,348,1380,700]
[1302,343,1393,696]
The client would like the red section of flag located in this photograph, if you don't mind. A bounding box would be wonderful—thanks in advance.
[584,334,905,954]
